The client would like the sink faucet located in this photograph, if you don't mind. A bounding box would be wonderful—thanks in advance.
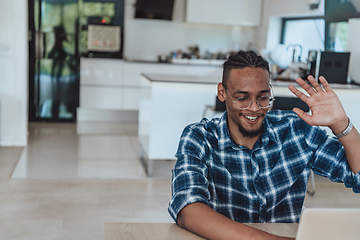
[287,44,303,62]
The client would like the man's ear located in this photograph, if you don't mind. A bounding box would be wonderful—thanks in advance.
[217,83,226,102]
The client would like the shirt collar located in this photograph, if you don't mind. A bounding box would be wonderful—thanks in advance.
[218,112,278,150]
[259,116,278,147]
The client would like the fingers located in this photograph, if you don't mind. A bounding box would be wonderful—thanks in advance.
[292,107,314,125]
[294,75,333,96]
[288,85,308,103]
[295,77,317,96]
[307,75,324,93]
[319,75,331,92]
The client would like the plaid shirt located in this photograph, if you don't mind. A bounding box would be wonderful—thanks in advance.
[168,110,360,223]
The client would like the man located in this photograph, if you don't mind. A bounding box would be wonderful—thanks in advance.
[168,51,360,240]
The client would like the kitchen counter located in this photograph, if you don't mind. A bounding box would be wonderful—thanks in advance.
[138,74,219,175]
[141,73,219,84]
[125,58,225,67]
[138,73,360,175]
[143,73,360,89]
[272,79,360,89]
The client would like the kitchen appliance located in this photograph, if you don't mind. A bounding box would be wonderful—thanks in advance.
[135,0,174,20]
[82,1,124,59]
[315,51,350,84]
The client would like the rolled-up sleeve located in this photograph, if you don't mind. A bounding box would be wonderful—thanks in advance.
[307,126,360,193]
[168,124,210,222]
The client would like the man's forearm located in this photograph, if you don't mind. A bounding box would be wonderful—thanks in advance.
[178,202,294,240]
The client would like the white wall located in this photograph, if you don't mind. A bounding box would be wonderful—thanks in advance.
[0,0,28,146]
[255,0,324,51]
[347,18,360,83]
[123,0,256,60]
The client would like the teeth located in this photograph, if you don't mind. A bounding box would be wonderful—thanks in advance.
[245,116,258,121]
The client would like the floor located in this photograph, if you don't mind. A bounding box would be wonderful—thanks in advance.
[0,122,359,240]
[1,122,174,240]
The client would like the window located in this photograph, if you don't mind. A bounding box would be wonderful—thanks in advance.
[280,0,360,56]
[324,0,360,51]
[281,17,325,62]
[327,21,349,51]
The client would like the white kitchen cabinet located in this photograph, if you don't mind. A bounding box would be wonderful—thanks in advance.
[80,86,123,110]
[121,87,151,110]
[80,58,123,86]
[79,57,223,120]
[138,74,219,174]
[186,0,261,26]
[80,58,125,115]
[121,62,222,110]
[122,61,222,87]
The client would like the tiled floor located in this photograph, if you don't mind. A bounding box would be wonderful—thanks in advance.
[12,123,148,179]
[0,122,359,240]
[1,122,174,240]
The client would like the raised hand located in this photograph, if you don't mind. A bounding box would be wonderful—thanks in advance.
[288,75,348,131]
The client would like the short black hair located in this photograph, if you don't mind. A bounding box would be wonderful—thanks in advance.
[222,51,270,88]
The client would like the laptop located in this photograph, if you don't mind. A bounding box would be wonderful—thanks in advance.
[296,208,360,240]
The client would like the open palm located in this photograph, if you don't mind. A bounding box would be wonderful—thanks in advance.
[288,75,347,127]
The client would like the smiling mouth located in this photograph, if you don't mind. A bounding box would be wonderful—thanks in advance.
[244,115,259,121]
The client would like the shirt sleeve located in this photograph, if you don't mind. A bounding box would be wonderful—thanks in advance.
[168,124,210,223]
[305,124,360,193]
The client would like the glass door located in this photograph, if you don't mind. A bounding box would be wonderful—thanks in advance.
[29,0,80,121]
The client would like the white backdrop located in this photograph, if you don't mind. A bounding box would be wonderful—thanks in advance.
[347,19,360,84]
[0,0,28,146]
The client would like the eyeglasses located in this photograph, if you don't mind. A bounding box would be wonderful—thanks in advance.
[229,88,275,110]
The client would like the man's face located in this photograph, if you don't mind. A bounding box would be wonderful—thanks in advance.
[218,67,271,138]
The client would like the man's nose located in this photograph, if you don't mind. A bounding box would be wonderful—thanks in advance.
[248,99,260,111]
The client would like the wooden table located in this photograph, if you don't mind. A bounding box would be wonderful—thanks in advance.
[104,222,299,240]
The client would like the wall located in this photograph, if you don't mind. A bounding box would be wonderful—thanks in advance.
[0,0,28,146]
[123,0,256,60]
[347,18,360,83]
[255,0,324,51]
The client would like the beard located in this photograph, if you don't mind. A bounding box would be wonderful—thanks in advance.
[238,121,264,138]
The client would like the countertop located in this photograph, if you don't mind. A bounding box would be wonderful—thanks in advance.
[82,56,225,67]
[128,58,225,67]
[142,73,360,89]
[141,73,220,84]
[82,56,224,66]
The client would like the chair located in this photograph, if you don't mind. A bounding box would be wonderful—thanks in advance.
[272,96,309,112]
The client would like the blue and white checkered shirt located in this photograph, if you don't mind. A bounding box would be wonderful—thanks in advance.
[168,110,360,223]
